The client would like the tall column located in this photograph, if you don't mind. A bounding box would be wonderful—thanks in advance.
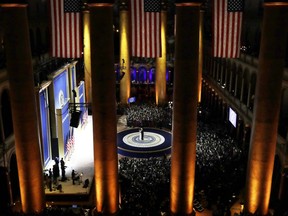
[88,2,119,215]
[155,0,167,106]
[1,4,45,213]
[119,0,131,105]
[245,2,288,215]
[170,2,200,215]
[197,9,204,103]
[83,9,92,106]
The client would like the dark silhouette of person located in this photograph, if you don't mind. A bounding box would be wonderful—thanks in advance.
[139,128,144,140]
[52,164,59,184]
[83,178,89,188]
[48,177,52,191]
[57,184,63,192]
[53,157,60,180]
[48,168,52,178]
[60,157,66,180]
[72,169,79,185]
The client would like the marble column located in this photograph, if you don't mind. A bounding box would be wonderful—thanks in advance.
[1,4,45,213]
[170,2,201,215]
[83,9,92,106]
[198,9,204,103]
[155,0,167,106]
[119,0,131,105]
[88,2,119,214]
[245,2,288,215]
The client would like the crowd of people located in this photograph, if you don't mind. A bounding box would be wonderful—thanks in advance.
[119,157,171,215]
[3,102,288,215]
[116,103,247,215]
[125,103,172,129]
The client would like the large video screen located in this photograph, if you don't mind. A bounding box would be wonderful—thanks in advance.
[229,107,237,128]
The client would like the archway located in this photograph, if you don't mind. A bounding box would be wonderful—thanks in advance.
[9,153,20,204]
[1,89,13,139]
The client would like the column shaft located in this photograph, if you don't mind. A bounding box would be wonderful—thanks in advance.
[170,3,200,215]
[198,10,204,103]
[1,4,45,213]
[245,3,288,215]
[89,3,119,214]
[119,5,131,104]
[155,9,167,105]
[83,10,92,105]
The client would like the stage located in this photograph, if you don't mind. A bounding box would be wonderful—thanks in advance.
[45,114,94,206]
[44,115,172,206]
[117,127,172,158]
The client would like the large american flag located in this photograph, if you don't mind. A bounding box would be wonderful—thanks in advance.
[130,0,161,58]
[49,0,83,58]
[212,0,243,58]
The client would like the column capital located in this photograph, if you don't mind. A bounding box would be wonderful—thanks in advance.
[119,0,128,11]
[264,0,288,6]
[175,0,203,5]
[264,0,288,2]
[0,0,27,4]
[0,3,28,7]
[86,0,114,5]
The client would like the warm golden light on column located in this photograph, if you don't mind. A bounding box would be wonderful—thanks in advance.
[119,4,131,105]
[170,3,200,215]
[1,4,45,213]
[89,3,119,214]
[155,9,167,106]
[83,10,92,105]
[245,3,288,215]
[198,10,203,103]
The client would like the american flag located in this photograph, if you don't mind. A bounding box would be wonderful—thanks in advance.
[49,0,83,58]
[212,0,243,58]
[130,0,161,58]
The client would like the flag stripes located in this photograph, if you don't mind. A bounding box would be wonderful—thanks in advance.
[212,0,243,58]
[130,0,161,58]
[49,0,82,59]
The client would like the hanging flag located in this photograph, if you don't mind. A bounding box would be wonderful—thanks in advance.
[49,0,83,58]
[212,0,244,58]
[130,0,161,58]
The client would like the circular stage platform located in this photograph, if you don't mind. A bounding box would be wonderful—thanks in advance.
[117,128,172,158]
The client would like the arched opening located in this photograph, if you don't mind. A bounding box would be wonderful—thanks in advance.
[269,155,283,210]
[249,73,257,111]
[230,63,237,95]
[1,89,13,139]
[0,166,11,213]
[131,66,137,83]
[226,60,231,90]
[9,153,20,204]
[235,67,243,100]
[278,88,288,138]
[148,67,156,83]
[242,69,250,106]
[138,66,147,83]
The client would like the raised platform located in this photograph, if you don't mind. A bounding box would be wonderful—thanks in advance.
[44,118,173,207]
[45,116,95,206]
[117,128,172,158]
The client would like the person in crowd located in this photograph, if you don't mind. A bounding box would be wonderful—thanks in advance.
[83,179,89,188]
[139,128,144,140]
[60,157,66,180]
[72,169,79,185]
